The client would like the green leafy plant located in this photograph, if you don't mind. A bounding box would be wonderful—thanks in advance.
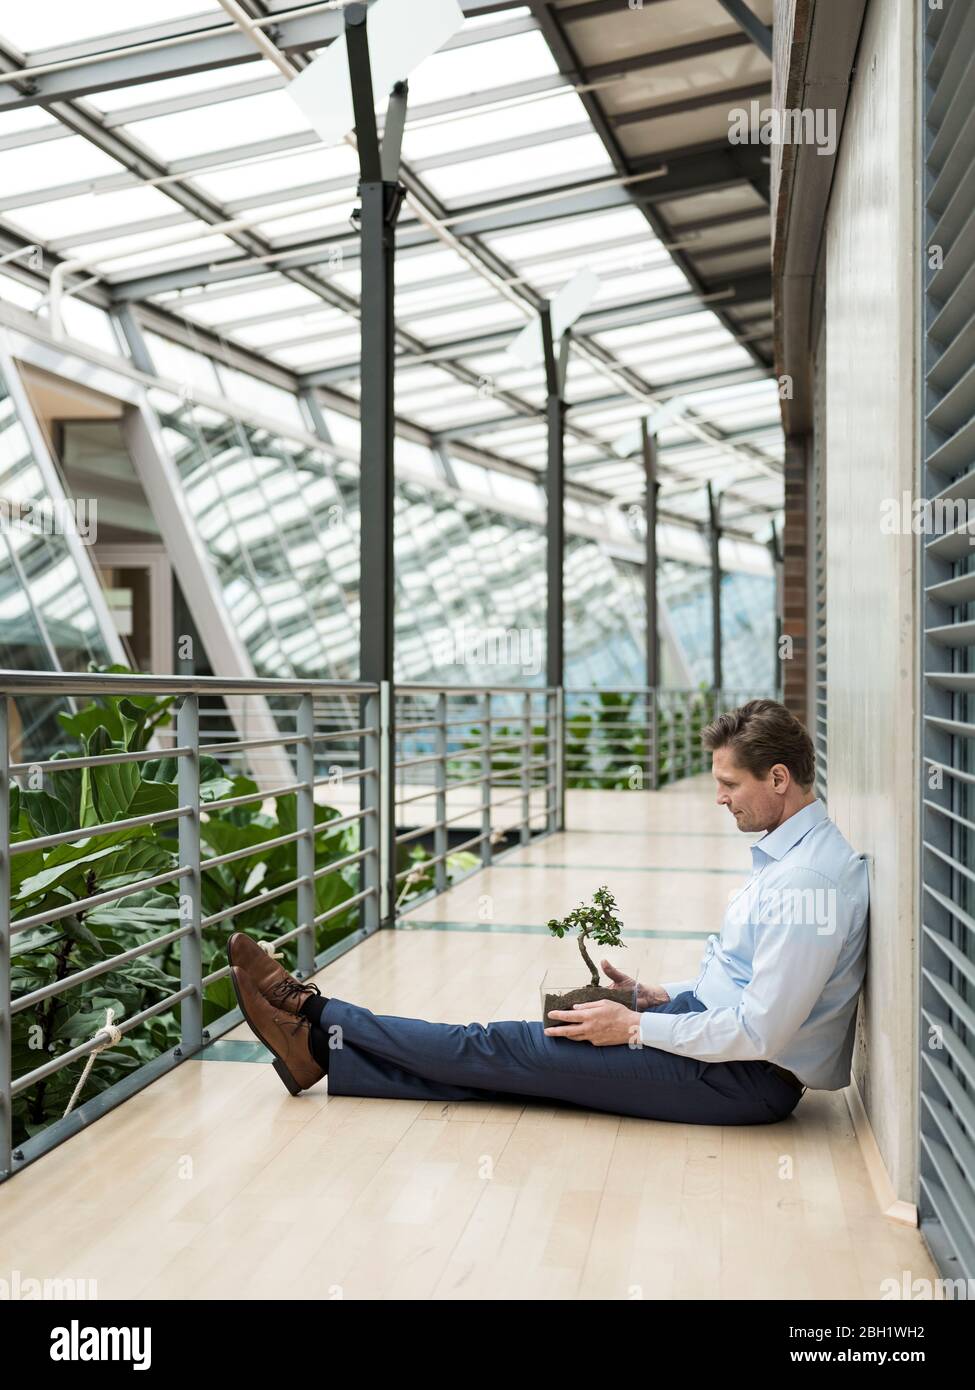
[546,884,625,988]
[6,680,402,1148]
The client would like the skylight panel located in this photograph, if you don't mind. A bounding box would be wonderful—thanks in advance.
[4,186,190,247]
[483,207,651,263]
[96,234,240,278]
[422,134,612,204]
[0,137,122,200]
[400,300,524,340]
[635,346,754,383]
[403,30,560,108]
[127,90,311,164]
[0,108,60,136]
[91,59,281,114]
[402,88,586,162]
[255,200,358,242]
[393,245,473,286]
[412,397,513,428]
[192,144,358,203]
[588,264,690,304]
[4,1,222,50]
[177,280,320,325]
[272,335,362,369]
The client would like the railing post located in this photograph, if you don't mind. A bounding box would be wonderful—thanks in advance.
[667,693,676,786]
[555,685,565,830]
[0,698,12,1181]
[649,687,659,791]
[545,689,556,833]
[295,692,316,976]
[480,692,493,866]
[176,694,202,1054]
[434,691,448,894]
[380,679,393,924]
[520,691,532,846]
[362,687,381,932]
[683,690,692,779]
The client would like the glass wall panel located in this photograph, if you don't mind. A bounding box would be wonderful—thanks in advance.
[0,360,115,759]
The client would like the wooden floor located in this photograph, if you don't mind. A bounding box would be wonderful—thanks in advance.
[0,778,938,1300]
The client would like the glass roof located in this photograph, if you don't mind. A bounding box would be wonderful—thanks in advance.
[0,0,781,544]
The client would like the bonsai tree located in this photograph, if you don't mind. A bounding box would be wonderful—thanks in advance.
[547,884,625,986]
[542,885,633,1026]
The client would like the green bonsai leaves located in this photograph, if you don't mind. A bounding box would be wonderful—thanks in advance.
[547,884,625,987]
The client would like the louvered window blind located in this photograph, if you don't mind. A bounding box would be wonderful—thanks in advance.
[919,0,975,1282]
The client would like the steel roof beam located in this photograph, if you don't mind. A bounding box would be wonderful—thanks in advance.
[584,31,752,82]
[715,0,774,60]
[610,79,770,128]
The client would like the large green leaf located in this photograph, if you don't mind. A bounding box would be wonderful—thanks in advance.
[21,788,74,839]
[119,700,150,751]
[58,702,124,745]
[12,830,170,905]
[96,839,176,892]
[125,777,180,819]
[44,752,83,826]
[85,887,182,929]
[200,814,278,861]
[13,841,135,903]
[78,724,113,827]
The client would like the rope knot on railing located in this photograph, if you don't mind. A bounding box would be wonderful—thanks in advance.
[258,939,285,961]
[62,1008,124,1119]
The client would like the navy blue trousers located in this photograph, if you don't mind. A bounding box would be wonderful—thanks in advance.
[311,991,803,1126]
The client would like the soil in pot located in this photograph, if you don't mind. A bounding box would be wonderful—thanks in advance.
[543,984,636,1028]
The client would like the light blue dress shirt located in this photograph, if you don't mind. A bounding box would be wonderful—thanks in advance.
[638,799,869,1089]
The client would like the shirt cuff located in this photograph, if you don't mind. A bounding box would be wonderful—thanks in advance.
[639,1011,680,1050]
[661,978,697,1001]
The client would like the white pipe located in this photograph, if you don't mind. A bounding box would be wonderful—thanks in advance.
[214,0,299,81]
[0,244,42,270]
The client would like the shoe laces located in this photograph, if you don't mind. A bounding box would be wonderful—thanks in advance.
[268,977,321,1006]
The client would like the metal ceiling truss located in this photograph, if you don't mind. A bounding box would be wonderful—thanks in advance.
[0,0,781,541]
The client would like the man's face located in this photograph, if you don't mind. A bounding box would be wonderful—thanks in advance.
[711,745,784,832]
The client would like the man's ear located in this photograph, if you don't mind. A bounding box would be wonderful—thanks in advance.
[770,763,790,794]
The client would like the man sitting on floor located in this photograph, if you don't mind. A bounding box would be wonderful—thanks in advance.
[228,699,869,1126]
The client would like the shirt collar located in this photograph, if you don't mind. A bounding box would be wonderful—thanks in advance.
[752,798,828,862]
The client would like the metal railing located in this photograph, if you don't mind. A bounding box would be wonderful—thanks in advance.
[1,672,762,1181]
[393,684,561,907]
[0,671,565,1182]
[1,671,384,1183]
[564,687,771,790]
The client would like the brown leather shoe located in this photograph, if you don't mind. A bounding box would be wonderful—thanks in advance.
[230,965,325,1095]
[226,932,323,1015]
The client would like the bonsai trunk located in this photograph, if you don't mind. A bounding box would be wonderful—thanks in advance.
[577,929,599,987]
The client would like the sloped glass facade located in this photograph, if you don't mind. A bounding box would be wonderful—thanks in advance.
[148,384,656,687]
[0,360,115,759]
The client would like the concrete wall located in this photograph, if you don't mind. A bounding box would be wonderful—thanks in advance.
[820,0,918,1200]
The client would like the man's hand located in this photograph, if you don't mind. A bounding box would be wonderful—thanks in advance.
[601,959,670,1011]
[544,999,642,1046]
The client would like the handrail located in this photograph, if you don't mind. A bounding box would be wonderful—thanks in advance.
[0,672,765,1181]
